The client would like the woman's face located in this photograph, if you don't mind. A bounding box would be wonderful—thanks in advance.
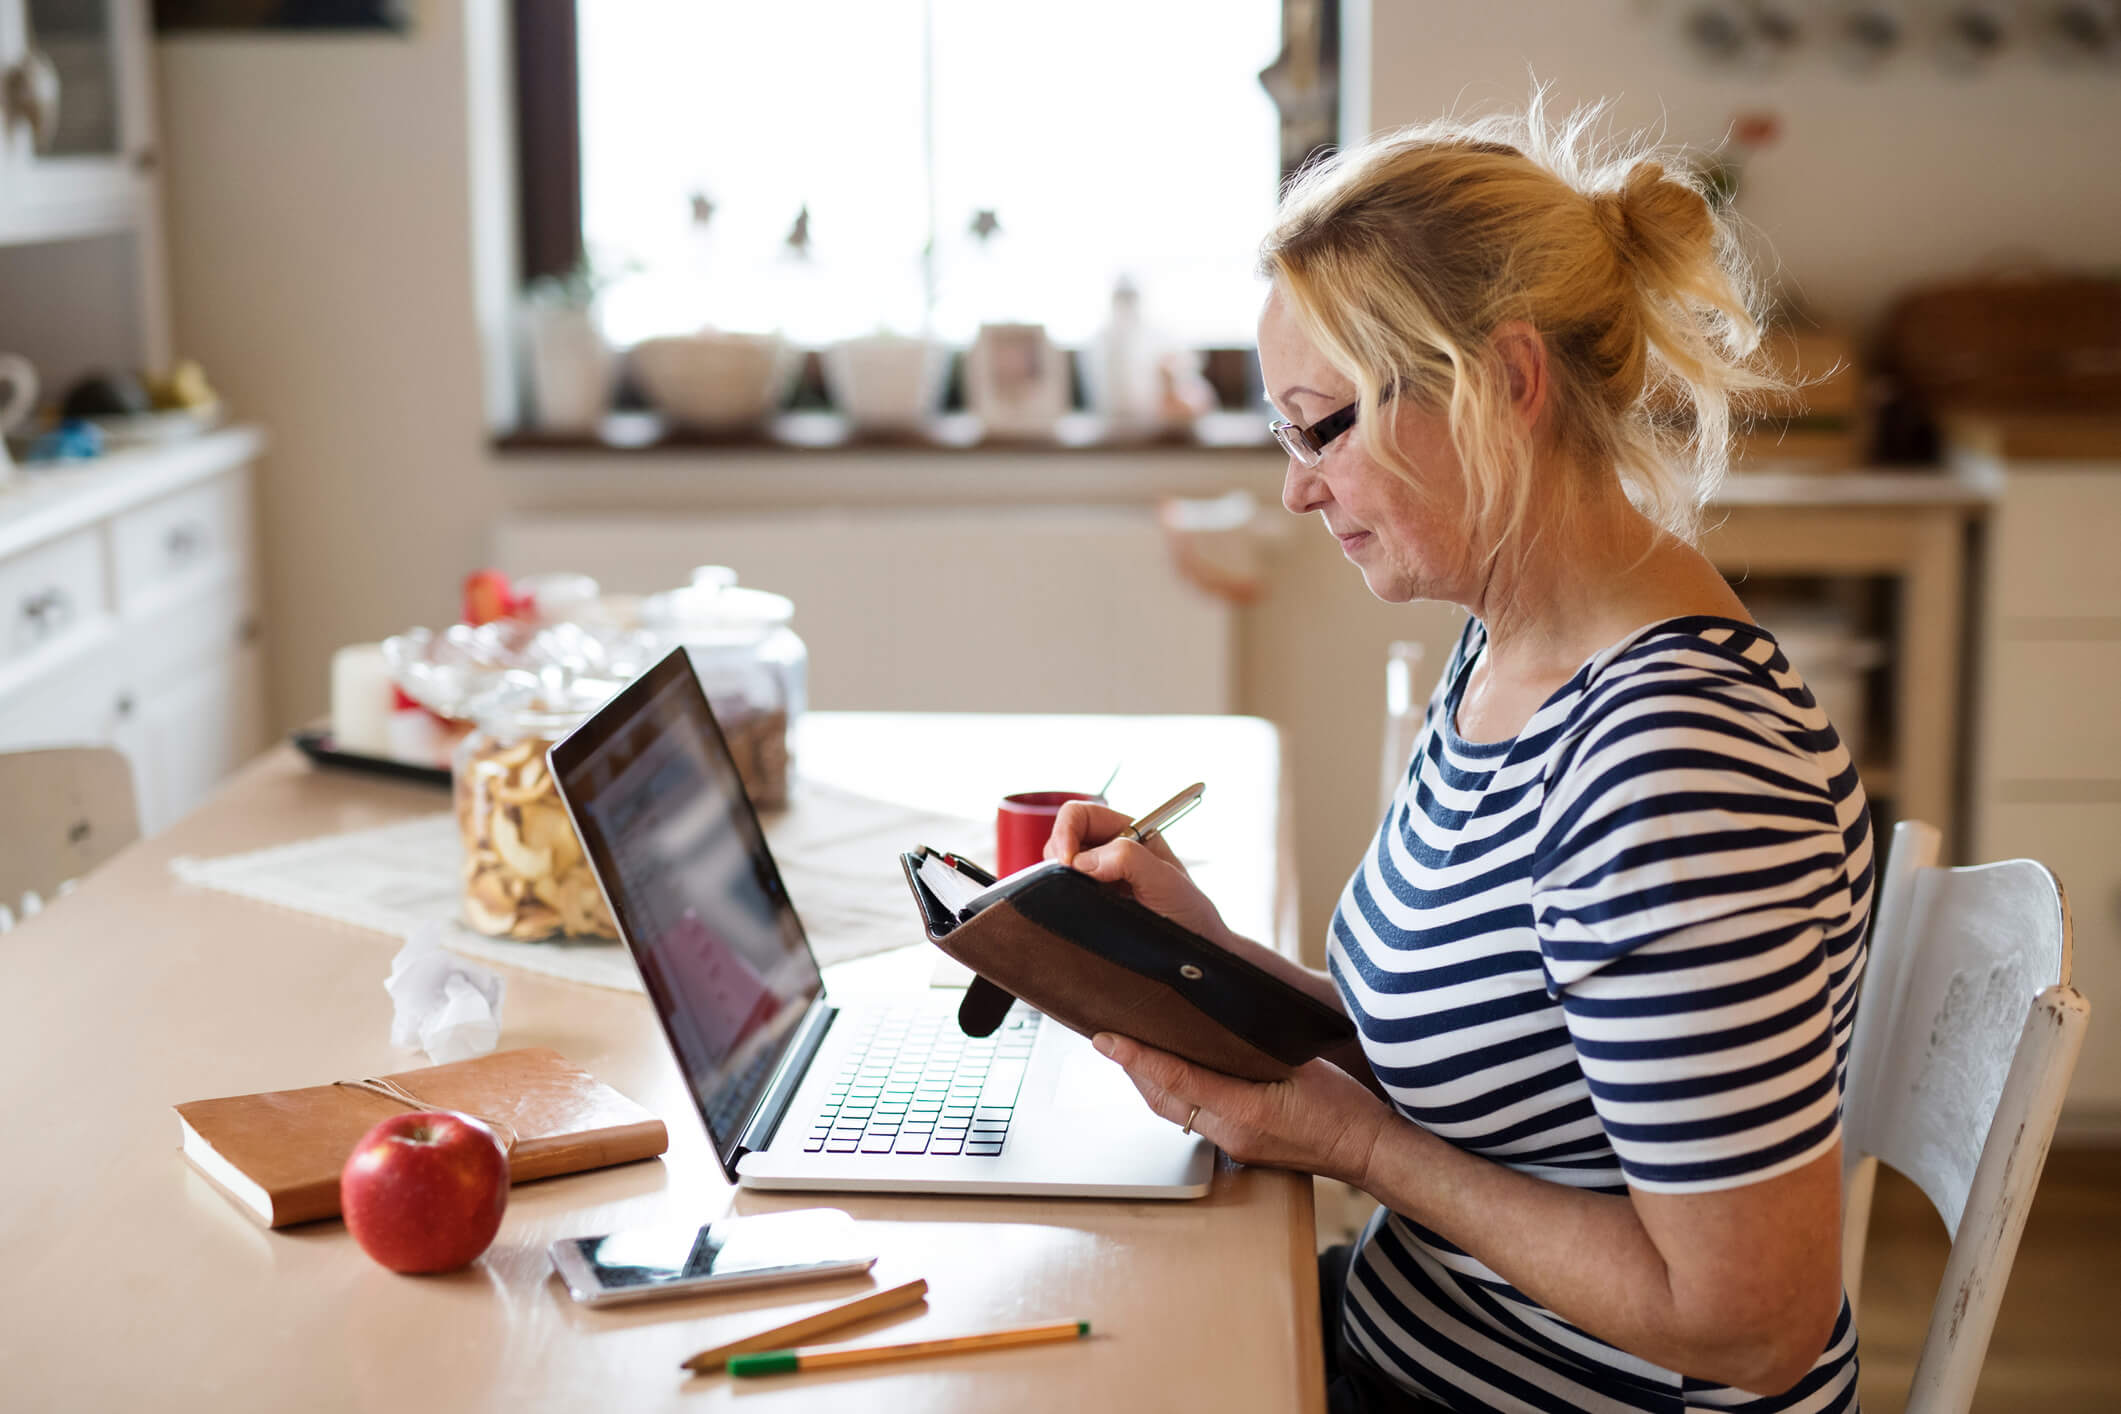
[1257,286,1476,606]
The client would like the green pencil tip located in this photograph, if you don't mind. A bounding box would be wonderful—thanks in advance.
[1077,1320,1091,1337]
[727,1350,800,1377]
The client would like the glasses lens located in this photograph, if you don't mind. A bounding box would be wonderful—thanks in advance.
[1270,421,1319,467]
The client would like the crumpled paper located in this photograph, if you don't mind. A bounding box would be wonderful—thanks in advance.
[386,924,506,1064]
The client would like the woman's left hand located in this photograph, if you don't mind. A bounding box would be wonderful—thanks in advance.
[1092,1032,1393,1188]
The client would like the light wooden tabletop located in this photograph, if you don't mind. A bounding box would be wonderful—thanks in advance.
[0,712,1322,1413]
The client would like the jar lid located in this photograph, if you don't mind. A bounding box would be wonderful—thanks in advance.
[383,619,657,725]
[640,565,795,637]
[471,676,623,738]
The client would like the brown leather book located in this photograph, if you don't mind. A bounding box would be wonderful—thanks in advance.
[174,1047,669,1228]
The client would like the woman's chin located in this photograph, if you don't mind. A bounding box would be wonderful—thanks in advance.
[1355,561,1425,605]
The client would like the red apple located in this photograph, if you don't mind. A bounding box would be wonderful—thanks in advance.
[340,1111,509,1274]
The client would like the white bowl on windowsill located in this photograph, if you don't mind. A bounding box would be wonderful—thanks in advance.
[629,332,798,431]
[821,333,950,432]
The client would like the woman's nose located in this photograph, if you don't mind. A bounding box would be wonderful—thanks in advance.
[1281,455,1327,517]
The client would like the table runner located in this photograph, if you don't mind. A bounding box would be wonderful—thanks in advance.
[170,777,987,992]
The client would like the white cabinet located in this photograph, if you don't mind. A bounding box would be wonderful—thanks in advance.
[136,640,259,834]
[1970,461,2121,1129]
[0,0,155,243]
[0,430,266,835]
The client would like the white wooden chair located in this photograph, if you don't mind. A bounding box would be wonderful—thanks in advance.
[1378,639,1429,818]
[0,747,140,934]
[1841,819,2091,1414]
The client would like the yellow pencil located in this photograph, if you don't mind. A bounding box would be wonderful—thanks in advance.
[680,1279,929,1372]
[726,1318,1091,1377]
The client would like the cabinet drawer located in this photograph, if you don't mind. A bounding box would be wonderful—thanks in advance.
[1980,639,2121,780]
[0,529,111,672]
[1978,801,2121,1114]
[122,572,256,687]
[0,639,126,753]
[110,471,248,610]
[1992,472,2121,620]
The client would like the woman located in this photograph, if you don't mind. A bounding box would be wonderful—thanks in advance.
[1049,100,1870,1413]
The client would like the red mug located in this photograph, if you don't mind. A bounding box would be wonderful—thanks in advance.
[996,791,1104,877]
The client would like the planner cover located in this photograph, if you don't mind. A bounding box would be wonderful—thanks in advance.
[899,848,1358,1083]
[175,1047,668,1228]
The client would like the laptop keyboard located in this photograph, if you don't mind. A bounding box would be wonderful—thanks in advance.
[803,1004,1041,1158]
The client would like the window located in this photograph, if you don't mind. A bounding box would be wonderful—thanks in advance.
[567,1,1286,351]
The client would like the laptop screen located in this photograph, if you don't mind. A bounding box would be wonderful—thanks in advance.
[547,649,823,1168]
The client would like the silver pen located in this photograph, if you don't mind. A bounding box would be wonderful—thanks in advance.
[1119,782,1205,846]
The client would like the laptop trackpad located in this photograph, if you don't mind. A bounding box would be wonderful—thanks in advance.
[1050,1041,1150,1113]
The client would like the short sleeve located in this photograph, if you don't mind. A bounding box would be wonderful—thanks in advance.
[1531,682,1853,1193]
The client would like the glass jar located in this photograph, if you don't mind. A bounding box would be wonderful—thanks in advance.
[452,682,618,942]
[639,566,807,810]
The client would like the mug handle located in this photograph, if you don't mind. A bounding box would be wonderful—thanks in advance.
[0,355,39,435]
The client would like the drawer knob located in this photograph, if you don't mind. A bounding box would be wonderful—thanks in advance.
[166,523,207,560]
[18,586,73,639]
[3,49,60,153]
[114,693,135,720]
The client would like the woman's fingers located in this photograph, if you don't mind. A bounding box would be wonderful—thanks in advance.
[1043,800,1134,862]
[1044,799,1188,871]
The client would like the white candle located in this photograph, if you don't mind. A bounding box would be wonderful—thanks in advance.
[330,643,395,755]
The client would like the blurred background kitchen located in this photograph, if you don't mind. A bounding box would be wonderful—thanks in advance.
[0,3,2115,1403]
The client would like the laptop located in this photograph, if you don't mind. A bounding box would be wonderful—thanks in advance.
[548,648,1214,1199]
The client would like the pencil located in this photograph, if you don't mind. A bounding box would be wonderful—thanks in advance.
[679,1279,929,1372]
[725,1317,1091,1377]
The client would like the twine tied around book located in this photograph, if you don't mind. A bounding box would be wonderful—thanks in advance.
[334,1076,521,1155]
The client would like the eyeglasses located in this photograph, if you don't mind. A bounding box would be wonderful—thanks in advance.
[1267,385,1394,467]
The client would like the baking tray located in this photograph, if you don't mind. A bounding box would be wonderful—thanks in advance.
[290,727,452,788]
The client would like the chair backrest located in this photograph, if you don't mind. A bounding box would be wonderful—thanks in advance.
[0,747,140,933]
[1840,819,2090,1414]
[1379,639,1429,818]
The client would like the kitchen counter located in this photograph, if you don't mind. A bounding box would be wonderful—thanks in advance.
[0,426,265,561]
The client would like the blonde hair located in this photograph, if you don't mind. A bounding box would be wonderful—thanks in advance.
[1260,93,1781,552]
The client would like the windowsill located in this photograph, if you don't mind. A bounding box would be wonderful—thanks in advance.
[493,409,1281,456]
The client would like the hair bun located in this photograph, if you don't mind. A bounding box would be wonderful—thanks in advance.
[1596,161,1713,280]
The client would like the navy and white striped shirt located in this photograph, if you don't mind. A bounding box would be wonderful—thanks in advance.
[1330,615,1872,1413]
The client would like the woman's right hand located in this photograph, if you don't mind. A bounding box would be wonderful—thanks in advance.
[1044,800,1236,949]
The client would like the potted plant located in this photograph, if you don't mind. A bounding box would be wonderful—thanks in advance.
[519,260,618,435]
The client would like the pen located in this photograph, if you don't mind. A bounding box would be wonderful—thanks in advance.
[1119,782,1205,846]
[726,1318,1092,1377]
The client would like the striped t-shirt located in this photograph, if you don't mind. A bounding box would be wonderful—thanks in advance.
[1329,615,1873,1414]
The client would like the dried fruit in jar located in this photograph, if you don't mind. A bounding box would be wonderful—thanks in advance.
[718,706,790,810]
[455,734,616,941]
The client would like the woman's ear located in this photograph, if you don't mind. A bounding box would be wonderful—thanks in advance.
[1490,321,1549,428]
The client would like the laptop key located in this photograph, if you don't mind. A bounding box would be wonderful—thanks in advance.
[804,1139,826,1152]
[929,1139,963,1155]
[979,1061,1030,1107]
[966,1141,1005,1156]
[826,1140,860,1153]
[973,1106,1013,1123]
[893,1135,931,1154]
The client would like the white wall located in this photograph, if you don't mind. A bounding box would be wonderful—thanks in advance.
[156,1,504,735]
[1359,2,2121,337]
